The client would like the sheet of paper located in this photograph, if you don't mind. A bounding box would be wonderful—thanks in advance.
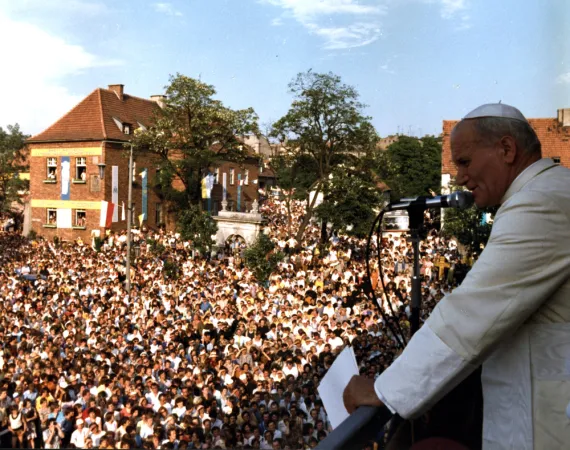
[317,345,360,429]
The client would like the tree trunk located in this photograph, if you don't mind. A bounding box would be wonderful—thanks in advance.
[320,219,327,244]
[295,182,322,244]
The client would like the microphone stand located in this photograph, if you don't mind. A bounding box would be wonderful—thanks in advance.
[407,199,427,335]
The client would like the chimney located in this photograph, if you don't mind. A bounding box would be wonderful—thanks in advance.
[108,84,124,101]
[558,108,570,127]
[150,95,167,109]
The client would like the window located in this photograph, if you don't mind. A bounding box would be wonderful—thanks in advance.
[229,168,235,185]
[214,168,220,184]
[123,124,131,135]
[47,158,57,179]
[46,209,57,225]
[155,203,163,225]
[76,157,87,180]
[552,156,561,164]
[75,210,86,228]
[244,169,249,185]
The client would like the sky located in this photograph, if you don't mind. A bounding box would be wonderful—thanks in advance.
[0,0,569,138]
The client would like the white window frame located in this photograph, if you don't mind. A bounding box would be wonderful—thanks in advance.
[76,157,87,180]
[155,203,163,225]
[46,208,57,225]
[47,158,57,179]
[75,210,86,227]
[244,169,249,185]
[229,168,235,185]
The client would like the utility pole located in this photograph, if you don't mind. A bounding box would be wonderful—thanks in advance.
[126,142,133,296]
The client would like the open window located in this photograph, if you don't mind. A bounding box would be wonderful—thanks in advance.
[46,208,57,226]
[46,158,57,180]
[75,210,86,228]
[76,157,87,181]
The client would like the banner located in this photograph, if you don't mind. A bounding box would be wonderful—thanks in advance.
[112,166,119,222]
[100,201,115,228]
[138,213,145,227]
[121,201,126,221]
[61,157,70,200]
[222,172,227,201]
[56,209,72,229]
[237,174,242,212]
[141,169,148,223]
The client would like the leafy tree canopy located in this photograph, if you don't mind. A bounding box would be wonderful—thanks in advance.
[375,135,441,200]
[244,233,284,284]
[271,70,379,242]
[177,204,218,253]
[0,124,29,215]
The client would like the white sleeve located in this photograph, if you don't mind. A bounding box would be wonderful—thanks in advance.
[375,191,570,418]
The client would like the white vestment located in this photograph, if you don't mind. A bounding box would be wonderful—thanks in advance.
[375,158,570,449]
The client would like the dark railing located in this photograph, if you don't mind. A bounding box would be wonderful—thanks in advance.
[315,405,394,450]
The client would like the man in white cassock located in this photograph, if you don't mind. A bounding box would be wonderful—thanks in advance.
[344,103,570,449]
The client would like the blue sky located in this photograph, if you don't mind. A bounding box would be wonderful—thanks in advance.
[0,0,568,137]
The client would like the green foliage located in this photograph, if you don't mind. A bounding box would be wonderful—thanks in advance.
[271,70,379,242]
[0,124,29,214]
[162,259,179,279]
[27,230,37,241]
[131,73,259,209]
[244,233,284,284]
[93,236,103,252]
[314,163,383,239]
[441,188,498,253]
[176,205,218,253]
[146,238,166,255]
[375,135,441,200]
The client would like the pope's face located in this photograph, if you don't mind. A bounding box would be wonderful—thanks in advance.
[451,121,512,208]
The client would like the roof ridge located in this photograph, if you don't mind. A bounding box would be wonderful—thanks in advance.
[98,88,108,140]
[100,87,157,105]
[28,88,100,141]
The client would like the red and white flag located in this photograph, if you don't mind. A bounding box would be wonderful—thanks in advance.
[100,201,115,228]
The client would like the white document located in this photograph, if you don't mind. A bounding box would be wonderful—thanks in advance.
[317,345,360,429]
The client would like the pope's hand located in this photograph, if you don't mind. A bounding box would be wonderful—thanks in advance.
[343,375,384,414]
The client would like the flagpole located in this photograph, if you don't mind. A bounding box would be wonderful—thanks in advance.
[126,143,133,296]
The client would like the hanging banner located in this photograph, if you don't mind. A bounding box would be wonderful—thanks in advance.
[141,168,148,223]
[237,174,242,212]
[61,157,70,200]
[201,176,210,199]
[222,172,227,201]
[56,208,72,229]
[121,201,126,221]
[138,213,145,227]
[112,166,119,222]
[100,201,114,228]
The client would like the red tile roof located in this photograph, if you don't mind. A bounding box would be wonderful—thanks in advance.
[442,116,570,176]
[28,88,159,143]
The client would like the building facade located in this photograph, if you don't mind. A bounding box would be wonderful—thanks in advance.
[441,108,570,193]
[27,84,165,241]
[26,84,273,241]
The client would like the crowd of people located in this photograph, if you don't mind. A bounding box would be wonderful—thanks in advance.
[0,198,473,449]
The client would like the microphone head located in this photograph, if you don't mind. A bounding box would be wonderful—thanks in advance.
[448,191,474,209]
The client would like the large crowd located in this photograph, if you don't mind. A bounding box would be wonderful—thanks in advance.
[0,198,473,449]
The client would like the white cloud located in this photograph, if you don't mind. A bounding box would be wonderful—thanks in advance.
[0,11,122,134]
[153,2,183,17]
[271,17,283,26]
[556,72,570,84]
[433,0,471,29]
[261,0,385,49]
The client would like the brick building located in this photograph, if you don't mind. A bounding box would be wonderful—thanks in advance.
[441,107,570,192]
[26,84,270,240]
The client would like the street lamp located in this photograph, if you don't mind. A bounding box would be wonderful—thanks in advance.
[97,163,106,179]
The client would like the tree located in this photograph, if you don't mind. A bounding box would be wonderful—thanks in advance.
[177,205,218,253]
[244,233,284,284]
[131,73,259,208]
[271,71,379,243]
[375,135,441,200]
[270,151,318,238]
[441,186,498,253]
[314,162,384,239]
[0,124,28,217]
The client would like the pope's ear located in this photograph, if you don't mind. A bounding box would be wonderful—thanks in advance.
[499,135,517,164]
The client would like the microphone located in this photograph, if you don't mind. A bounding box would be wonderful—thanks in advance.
[384,191,474,212]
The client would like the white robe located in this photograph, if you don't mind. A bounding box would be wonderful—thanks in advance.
[375,159,570,449]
